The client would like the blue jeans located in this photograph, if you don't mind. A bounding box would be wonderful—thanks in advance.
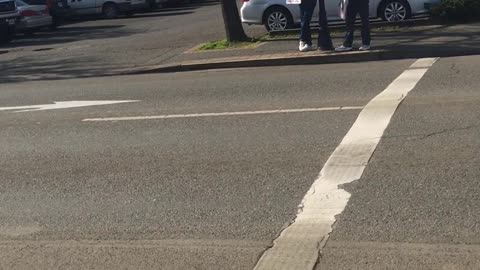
[317,0,333,49]
[299,0,316,46]
[343,0,371,46]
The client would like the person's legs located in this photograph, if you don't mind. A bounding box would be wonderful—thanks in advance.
[317,0,333,50]
[343,0,359,47]
[299,0,315,46]
[299,3,307,45]
[359,0,371,46]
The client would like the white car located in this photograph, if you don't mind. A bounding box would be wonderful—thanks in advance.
[67,0,147,19]
[241,0,440,31]
[15,0,52,34]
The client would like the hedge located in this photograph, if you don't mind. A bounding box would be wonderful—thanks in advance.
[432,0,480,21]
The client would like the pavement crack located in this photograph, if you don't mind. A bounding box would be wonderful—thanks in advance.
[415,125,480,140]
[381,124,480,141]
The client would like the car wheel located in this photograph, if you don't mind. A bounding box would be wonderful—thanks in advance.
[380,0,411,22]
[103,3,119,19]
[264,7,293,32]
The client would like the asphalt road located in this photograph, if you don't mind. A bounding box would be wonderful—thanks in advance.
[0,56,479,269]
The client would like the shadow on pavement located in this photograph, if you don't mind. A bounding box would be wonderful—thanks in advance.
[153,6,198,12]
[0,55,121,83]
[164,0,219,8]
[373,24,480,56]
[1,25,132,48]
[125,11,194,19]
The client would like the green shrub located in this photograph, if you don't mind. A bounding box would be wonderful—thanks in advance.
[433,0,480,21]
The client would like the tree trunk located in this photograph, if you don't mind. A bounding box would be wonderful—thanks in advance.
[220,0,250,42]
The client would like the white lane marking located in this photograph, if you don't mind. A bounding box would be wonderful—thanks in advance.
[254,58,439,270]
[0,100,139,113]
[409,58,439,69]
[82,106,364,122]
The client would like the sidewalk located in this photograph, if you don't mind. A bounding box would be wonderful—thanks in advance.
[121,22,480,74]
[1,21,479,82]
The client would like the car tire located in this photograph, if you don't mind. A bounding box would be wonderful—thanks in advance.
[379,0,411,22]
[103,3,119,19]
[263,6,293,32]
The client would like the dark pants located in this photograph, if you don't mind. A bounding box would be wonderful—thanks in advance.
[300,0,333,48]
[317,0,333,49]
[299,0,315,46]
[343,0,371,47]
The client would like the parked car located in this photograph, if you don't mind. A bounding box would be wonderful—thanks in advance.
[161,0,185,6]
[146,0,166,10]
[66,0,147,19]
[22,0,71,28]
[15,0,52,34]
[241,0,440,31]
[0,0,18,43]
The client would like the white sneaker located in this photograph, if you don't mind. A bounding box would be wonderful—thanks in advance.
[299,41,306,51]
[359,45,371,51]
[335,45,353,52]
[300,44,313,52]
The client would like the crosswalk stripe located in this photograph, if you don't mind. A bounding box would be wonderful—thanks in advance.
[254,58,439,270]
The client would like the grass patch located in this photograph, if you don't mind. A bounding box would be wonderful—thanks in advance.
[198,39,263,51]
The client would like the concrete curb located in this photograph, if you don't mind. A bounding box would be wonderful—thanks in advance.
[116,48,480,75]
[117,50,381,74]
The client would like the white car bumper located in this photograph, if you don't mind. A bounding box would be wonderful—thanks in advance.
[17,15,51,30]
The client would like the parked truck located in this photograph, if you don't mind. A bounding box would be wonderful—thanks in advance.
[0,0,18,43]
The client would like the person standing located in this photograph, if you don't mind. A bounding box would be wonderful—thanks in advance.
[299,0,334,52]
[298,0,316,52]
[336,0,371,52]
[317,0,334,51]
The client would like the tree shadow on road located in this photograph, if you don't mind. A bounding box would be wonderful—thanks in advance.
[0,55,124,84]
[164,0,219,8]
[0,25,134,49]
[153,6,198,12]
[372,24,480,57]
[123,11,194,19]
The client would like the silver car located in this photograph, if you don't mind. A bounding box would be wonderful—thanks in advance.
[241,0,439,31]
[15,0,52,34]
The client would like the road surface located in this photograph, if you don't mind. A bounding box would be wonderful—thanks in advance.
[0,56,479,269]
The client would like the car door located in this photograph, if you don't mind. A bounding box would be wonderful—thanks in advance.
[325,0,338,20]
[325,0,377,20]
[68,0,94,15]
[369,0,378,18]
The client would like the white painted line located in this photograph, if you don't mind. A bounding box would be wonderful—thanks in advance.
[82,106,363,122]
[254,58,439,270]
[0,100,139,113]
[409,58,439,69]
